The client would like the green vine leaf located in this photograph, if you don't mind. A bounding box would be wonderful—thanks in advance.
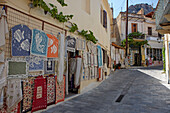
[32,0,73,23]
[78,30,98,44]
[69,23,78,33]
[57,0,67,7]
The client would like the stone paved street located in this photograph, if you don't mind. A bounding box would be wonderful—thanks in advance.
[42,66,170,113]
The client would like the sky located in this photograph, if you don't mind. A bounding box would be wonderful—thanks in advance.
[108,0,159,18]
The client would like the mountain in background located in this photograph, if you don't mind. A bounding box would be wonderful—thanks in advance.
[128,3,155,15]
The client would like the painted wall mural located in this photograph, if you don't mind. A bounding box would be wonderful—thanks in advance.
[11,24,32,56]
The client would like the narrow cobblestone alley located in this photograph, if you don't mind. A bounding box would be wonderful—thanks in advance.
[42,66,170,113]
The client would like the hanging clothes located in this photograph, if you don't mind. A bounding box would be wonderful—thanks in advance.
[0,9,8,63]
[74,58,82,88]
[58,33,65,83]
[69,58,76,75]
[32,76,47,112]
[0,9,8,47]
[7,79,22,112]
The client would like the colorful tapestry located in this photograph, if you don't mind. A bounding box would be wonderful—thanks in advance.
[47,75,55,105]
[21,77,34,113]
[11,24,32,56]
[26,56,44,71]
[44,59,55,74]
[66,36,76,52]
[58,33,65,83]
[32,76,47,112]
[55,76,65,103]
[31,29,48,57]
[47,34,59,58]
[97,45,103,67]
[8,61,27,77]
[7,79,22,112]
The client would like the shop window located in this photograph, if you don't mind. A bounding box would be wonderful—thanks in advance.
[148,27,152,35]
[81,0,90,14]
[131,23,137,33]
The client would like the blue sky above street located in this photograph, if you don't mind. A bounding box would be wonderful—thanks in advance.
[108,0,159,18]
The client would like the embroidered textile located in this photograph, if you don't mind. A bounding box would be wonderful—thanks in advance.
[68,58,76,75]
[55,76,65,103]
[31,29,48,57]
[11,24,31,56]
[97,45,102,67]
[94,66,98,78]
[10,102,20,113]
[21,77,34,113]
[91,53,94,66]
[87,53,91,66]
[0,87,4,108]
[94,54,98,66]
[76,38,85,51]
[26,56,44,71]
[8,61,27,78]
[84,68,89,80]
[47,75,55,105]
[0,62,7,96]
[47,34,59,58]
[58,33,65,83]
[32,76,47,112]
[74,58,82,87]
[0,52,4,63]
[0,10,8,47]
[44,59,55,74]
[83,52,88,68]
[7,79,22,112]
[66,36,76,52]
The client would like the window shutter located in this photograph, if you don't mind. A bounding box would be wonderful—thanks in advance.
[103,10,107,29]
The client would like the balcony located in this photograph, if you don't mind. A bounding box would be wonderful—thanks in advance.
[155,0,170,34]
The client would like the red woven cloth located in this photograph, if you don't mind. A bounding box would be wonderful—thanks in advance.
[55,76,65,104]
[32,76,47,112]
